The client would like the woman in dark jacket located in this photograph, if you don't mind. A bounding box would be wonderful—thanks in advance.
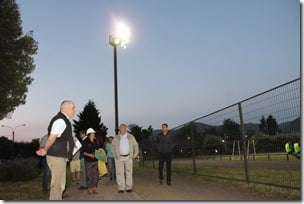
[83,128,99,194]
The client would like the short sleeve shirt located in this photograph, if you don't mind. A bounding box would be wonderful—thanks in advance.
[50,119,66,138]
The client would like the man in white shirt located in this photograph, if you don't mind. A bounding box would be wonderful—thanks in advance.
[112,124,139,193]
[36,100,76,200]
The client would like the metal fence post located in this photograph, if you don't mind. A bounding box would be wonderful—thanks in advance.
[238,103,250,183]
[190,122,197,175]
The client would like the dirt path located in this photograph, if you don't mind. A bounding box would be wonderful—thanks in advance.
[64,177,143,200]
[133,168,272,201]
[64,167,274,201]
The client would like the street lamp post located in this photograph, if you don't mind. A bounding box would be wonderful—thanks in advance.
[109,22,131,135]
[1,124,26,159]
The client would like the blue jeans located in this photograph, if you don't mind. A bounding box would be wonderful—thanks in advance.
[107,157,116,180]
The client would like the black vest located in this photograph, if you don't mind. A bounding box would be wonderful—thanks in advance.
[47,112,74,158]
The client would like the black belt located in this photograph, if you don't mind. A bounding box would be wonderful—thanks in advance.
[120,154,130,157]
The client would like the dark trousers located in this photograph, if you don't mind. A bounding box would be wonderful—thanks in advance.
[42,157,50,191]
[85,161,99,188]
[158,152,172,182]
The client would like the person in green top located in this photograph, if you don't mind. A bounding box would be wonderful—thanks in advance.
[105,136,116,181]
[285,141,293,154]
[293,142,300,159]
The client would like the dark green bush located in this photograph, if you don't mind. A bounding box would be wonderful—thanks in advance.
[0,158,41,181]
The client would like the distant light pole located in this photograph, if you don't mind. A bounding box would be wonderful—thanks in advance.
[1,124,26,159]
[109,22,131,135]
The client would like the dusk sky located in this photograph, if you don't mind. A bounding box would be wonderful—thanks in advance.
[0,0,300,142]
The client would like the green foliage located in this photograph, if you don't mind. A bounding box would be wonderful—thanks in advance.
[128,124,153,142]
[259,115,280,136]
[245,129,256,138]
[254,134,300,153]
[204,127,220,137]
[0,158,41,181]
[73,100,108,138]
[266,115,280,135]
[222,119,241,141]
[0,137,39,159]
[0,136,12,159]
[0,0,38,120]
[202,135,224,154]
[259,116,267,133]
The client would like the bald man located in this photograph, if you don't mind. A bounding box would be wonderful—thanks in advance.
[112,124,139,193]
[36,100,77,200]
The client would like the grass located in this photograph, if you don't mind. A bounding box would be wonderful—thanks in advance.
[196,152,299,161]
[141,160,301,200]
[0,173,49,200]
[0,167,72,200]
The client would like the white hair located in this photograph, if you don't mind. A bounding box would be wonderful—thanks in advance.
[60,100,74,110]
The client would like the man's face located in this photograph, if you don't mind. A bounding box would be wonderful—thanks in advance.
[162,125,168,133]
[119,125,127,135]
[109,137,113,143]
[80,133,86,139]
[65,103,76,118]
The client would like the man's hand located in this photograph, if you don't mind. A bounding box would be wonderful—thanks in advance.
[36,148,47,157]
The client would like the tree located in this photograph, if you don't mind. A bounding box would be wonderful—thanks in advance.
[202,135,224,155]
[0,0,38,120]
[245,129,256,138]
[222,119,241,141]
[204,127,219,137]
[259,116,267,134]
[141,125,153,140]
[73,100,108,138]
[259,115,280,136]
[266,115,280,136]
[128,124,153,142]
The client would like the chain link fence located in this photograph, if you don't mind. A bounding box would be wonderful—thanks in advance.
[141,78,301,190]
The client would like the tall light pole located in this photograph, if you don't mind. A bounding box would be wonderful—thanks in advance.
[1,124,26,159]
[109,22,131,135]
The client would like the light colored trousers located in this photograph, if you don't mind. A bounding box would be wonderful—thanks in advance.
[46,155,67,200]
[115,156,133,191]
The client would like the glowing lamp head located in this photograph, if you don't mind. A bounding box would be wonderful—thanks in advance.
[109,22,131,48]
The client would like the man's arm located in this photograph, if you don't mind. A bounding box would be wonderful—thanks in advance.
[111,137,117,160]
[132,136,139,159]
[36,118,66,157]
[36,134,58,156]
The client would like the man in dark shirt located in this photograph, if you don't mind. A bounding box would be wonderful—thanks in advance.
[156,123,174,186]
[78,130,88,190]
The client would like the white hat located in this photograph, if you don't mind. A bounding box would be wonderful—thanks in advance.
[86,128,96,135]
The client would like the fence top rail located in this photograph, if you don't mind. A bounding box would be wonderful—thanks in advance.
[171,77,301,131]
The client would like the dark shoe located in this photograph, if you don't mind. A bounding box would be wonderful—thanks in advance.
[78,186,88,190]
[167,181,171,186]
[62,192,69,198]
[118,190,124,193]
[126,189,132,193]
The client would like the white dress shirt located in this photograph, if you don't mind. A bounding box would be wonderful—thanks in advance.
[119,133,130,155]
